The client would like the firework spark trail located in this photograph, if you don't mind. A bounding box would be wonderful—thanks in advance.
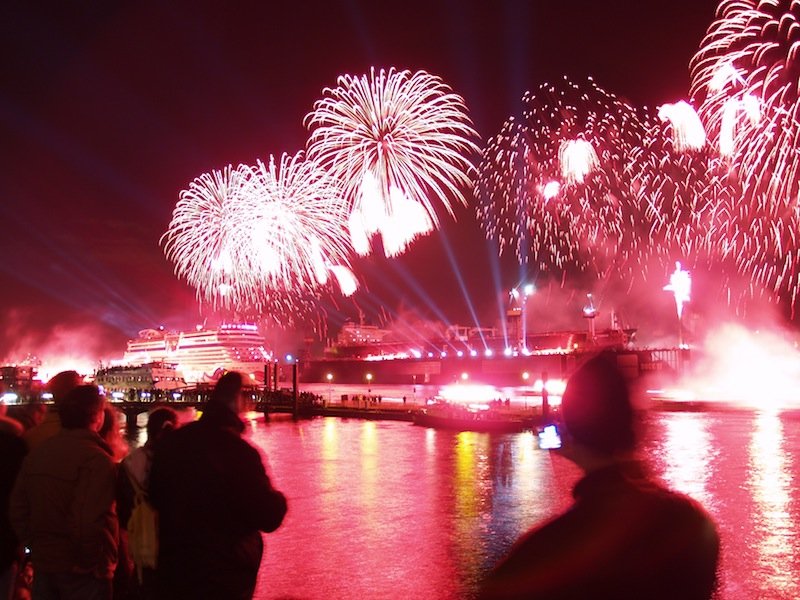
[476,77,654,281]
[162,165,253,309]
[689,0,800,309]
[629,108,739,272]
[305,67,479,257]
[162,153,357,321]
[691,0,800,204]
[476,69,800,313]
[243,153,355,292]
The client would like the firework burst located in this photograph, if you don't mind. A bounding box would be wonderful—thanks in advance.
[476,78,756,303]
[476,77,652,281]
[688,0,800,310]
[305,67,479,257]
[630,104,738,272]
[690,0,800,204]
[162,153,356,321]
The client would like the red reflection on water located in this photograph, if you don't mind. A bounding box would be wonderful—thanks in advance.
[748,411,798,598]
[240,411,800,599]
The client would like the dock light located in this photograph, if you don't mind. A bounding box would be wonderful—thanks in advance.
[440,351,447,358]
[461,372,469,381]
[427,352,434,358]
[485,349,493,357]
[285,354,294,363]
[522,371,530,381]
[504,347,513,357]
[469,349,478,357]
[457,350,464,357]
[326,373,333,383]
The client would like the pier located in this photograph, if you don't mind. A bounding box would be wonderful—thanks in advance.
[114,387,419,429]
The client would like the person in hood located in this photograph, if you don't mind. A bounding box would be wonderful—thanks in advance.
[149,371,287,600]
[480,354,719,600]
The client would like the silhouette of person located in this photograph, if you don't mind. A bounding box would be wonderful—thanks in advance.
[149,372,287,599]
[480,354,719,600]
[117,407,179,599]
[0,416,26,599]
[23,370,82,451]
[11,385,118,600]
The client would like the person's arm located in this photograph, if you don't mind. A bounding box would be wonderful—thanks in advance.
[235,444,287,533]
[72,452,118,576]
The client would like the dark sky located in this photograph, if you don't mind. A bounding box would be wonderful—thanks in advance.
[0,0,720,360]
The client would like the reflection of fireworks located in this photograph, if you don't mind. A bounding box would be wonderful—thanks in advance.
[476,78,652,278]
[306,67,479,257]
[163,154,356,320]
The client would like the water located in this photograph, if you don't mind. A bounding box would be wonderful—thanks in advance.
[237,408,800,599]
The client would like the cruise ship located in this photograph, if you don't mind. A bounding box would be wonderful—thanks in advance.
[122,323,272,383]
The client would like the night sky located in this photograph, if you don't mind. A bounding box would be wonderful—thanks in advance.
[0,0,720,362]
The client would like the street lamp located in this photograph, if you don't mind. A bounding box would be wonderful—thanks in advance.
[366,372,373,395]
[326,372,333,404]
[509,284,534,351]
[521,284,534,351]
[583,293,598,344]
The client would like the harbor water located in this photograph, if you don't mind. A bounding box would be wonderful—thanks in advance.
[228,405,800,599]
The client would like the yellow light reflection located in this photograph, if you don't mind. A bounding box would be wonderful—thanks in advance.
[453,431,485,578]
[321,417,339,491]
[748,410,797,597]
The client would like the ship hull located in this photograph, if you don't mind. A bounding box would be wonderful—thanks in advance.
[412,409,534,433]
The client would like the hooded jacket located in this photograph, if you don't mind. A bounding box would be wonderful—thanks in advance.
[149,403,287,599]
[480,462,719,600]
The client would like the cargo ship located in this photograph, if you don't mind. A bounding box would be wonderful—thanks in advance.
[297,320,640,387]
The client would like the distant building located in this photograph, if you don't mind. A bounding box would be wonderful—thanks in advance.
[0,365,37,395]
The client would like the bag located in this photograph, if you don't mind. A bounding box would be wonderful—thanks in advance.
[124,463,159,580]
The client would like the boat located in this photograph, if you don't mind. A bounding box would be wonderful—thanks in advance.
[412,401,537,433]
[299,313,637,386]
[121,323,272,383]
[94,362,187,396]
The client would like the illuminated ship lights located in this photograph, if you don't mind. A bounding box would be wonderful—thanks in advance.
[122,323,272,383]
